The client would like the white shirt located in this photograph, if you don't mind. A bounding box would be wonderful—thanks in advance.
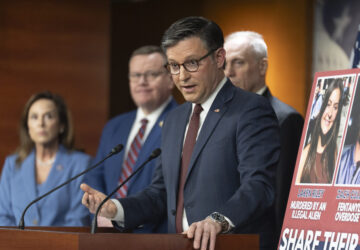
[111,97,171,225]
[122,97,171,164]
[256,85,267,95]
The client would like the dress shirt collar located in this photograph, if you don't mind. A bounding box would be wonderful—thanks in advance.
[256,85,267,95]
[136,96,172,125]
[192,76,227,114]
[129,96,172,146]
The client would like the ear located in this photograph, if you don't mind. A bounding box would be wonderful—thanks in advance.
[164,72,175,90]
[215,48,226,69]
[259,58,268,76]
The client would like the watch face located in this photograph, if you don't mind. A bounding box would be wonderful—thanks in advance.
[211,212,229,232]
[212,212,223,221]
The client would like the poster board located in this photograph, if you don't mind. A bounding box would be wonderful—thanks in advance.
[279,69,360,250]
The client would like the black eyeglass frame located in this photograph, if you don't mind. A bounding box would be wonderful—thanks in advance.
[166,48,218,75]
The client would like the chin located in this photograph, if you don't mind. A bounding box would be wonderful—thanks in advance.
[232,82,243,88]
[182,94,197,103]
[321,128,330,136]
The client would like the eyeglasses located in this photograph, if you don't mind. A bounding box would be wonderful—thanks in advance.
[166,48,217,75]
[129,70,166,82]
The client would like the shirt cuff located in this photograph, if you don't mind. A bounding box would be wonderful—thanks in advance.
[224,215,235,232]
[111,199,125,227]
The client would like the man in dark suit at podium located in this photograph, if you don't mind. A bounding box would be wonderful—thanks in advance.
[81,16,280,250]
[224,31,304,242]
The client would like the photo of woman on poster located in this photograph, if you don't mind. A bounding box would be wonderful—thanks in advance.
[297,78,344,184]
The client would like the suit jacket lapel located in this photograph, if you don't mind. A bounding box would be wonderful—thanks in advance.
[185,80,235,182]
[129,104,169,185]
[109,112,136,191]
[128,99,178,190]
[170,103,192,198]
[134,99,176,170]
[21,151,41,220]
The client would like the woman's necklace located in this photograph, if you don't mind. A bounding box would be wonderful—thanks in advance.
[36,156,56,167]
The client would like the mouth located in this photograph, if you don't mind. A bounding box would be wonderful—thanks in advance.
[181,84,197,93]
[324,118,332,126]
[321,118,333,132]
[37,130,48,135]
[136,88,152,93]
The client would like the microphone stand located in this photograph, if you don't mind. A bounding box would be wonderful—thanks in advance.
[91,148,161,234]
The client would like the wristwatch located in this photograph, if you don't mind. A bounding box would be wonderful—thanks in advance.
[207,212,230,233]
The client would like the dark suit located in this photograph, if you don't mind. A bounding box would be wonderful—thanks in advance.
[120,80,280,249]
[263,88,304,241]
[85,98,177,233]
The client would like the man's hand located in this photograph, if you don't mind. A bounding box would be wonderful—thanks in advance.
[184,217,222,250]
[80,183,117,219]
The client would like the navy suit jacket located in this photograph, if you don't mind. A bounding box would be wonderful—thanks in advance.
[120,80,280,249]
[263,88,303,239]
[85,98,177,232]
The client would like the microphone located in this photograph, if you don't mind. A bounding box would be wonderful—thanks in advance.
[18,144,124,230]
[90,148,161,234]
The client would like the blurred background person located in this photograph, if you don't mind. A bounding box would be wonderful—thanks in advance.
[297,78,344,184]
[0,91,91,226]
[84,45,176,232]
[224,31,304,242]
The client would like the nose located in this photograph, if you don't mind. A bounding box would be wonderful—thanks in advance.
[138,74,148,85]
[178,65,190,82]
[326,107,335,120]
[39,117,45,127]
[224,63,234,77]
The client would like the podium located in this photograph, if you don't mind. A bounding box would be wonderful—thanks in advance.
[0,227,258,250]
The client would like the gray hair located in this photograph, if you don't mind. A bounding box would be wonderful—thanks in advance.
[225,31,268,59]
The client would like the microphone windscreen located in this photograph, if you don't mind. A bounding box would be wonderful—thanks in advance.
[111,144,124,154]
[149,148,161,160]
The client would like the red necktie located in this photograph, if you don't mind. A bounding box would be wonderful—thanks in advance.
[117,118,148,198]
[175,104,203,233]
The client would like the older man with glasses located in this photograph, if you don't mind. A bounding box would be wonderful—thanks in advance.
[82,17,280,250]
[84,45,177,233]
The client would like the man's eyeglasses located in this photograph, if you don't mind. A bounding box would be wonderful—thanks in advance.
[166,48,217,75]
[129,70,166,82]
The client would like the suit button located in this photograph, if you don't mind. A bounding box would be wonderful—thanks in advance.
[171,209,176,215]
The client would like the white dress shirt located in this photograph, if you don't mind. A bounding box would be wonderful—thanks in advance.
[122,97,171,164]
